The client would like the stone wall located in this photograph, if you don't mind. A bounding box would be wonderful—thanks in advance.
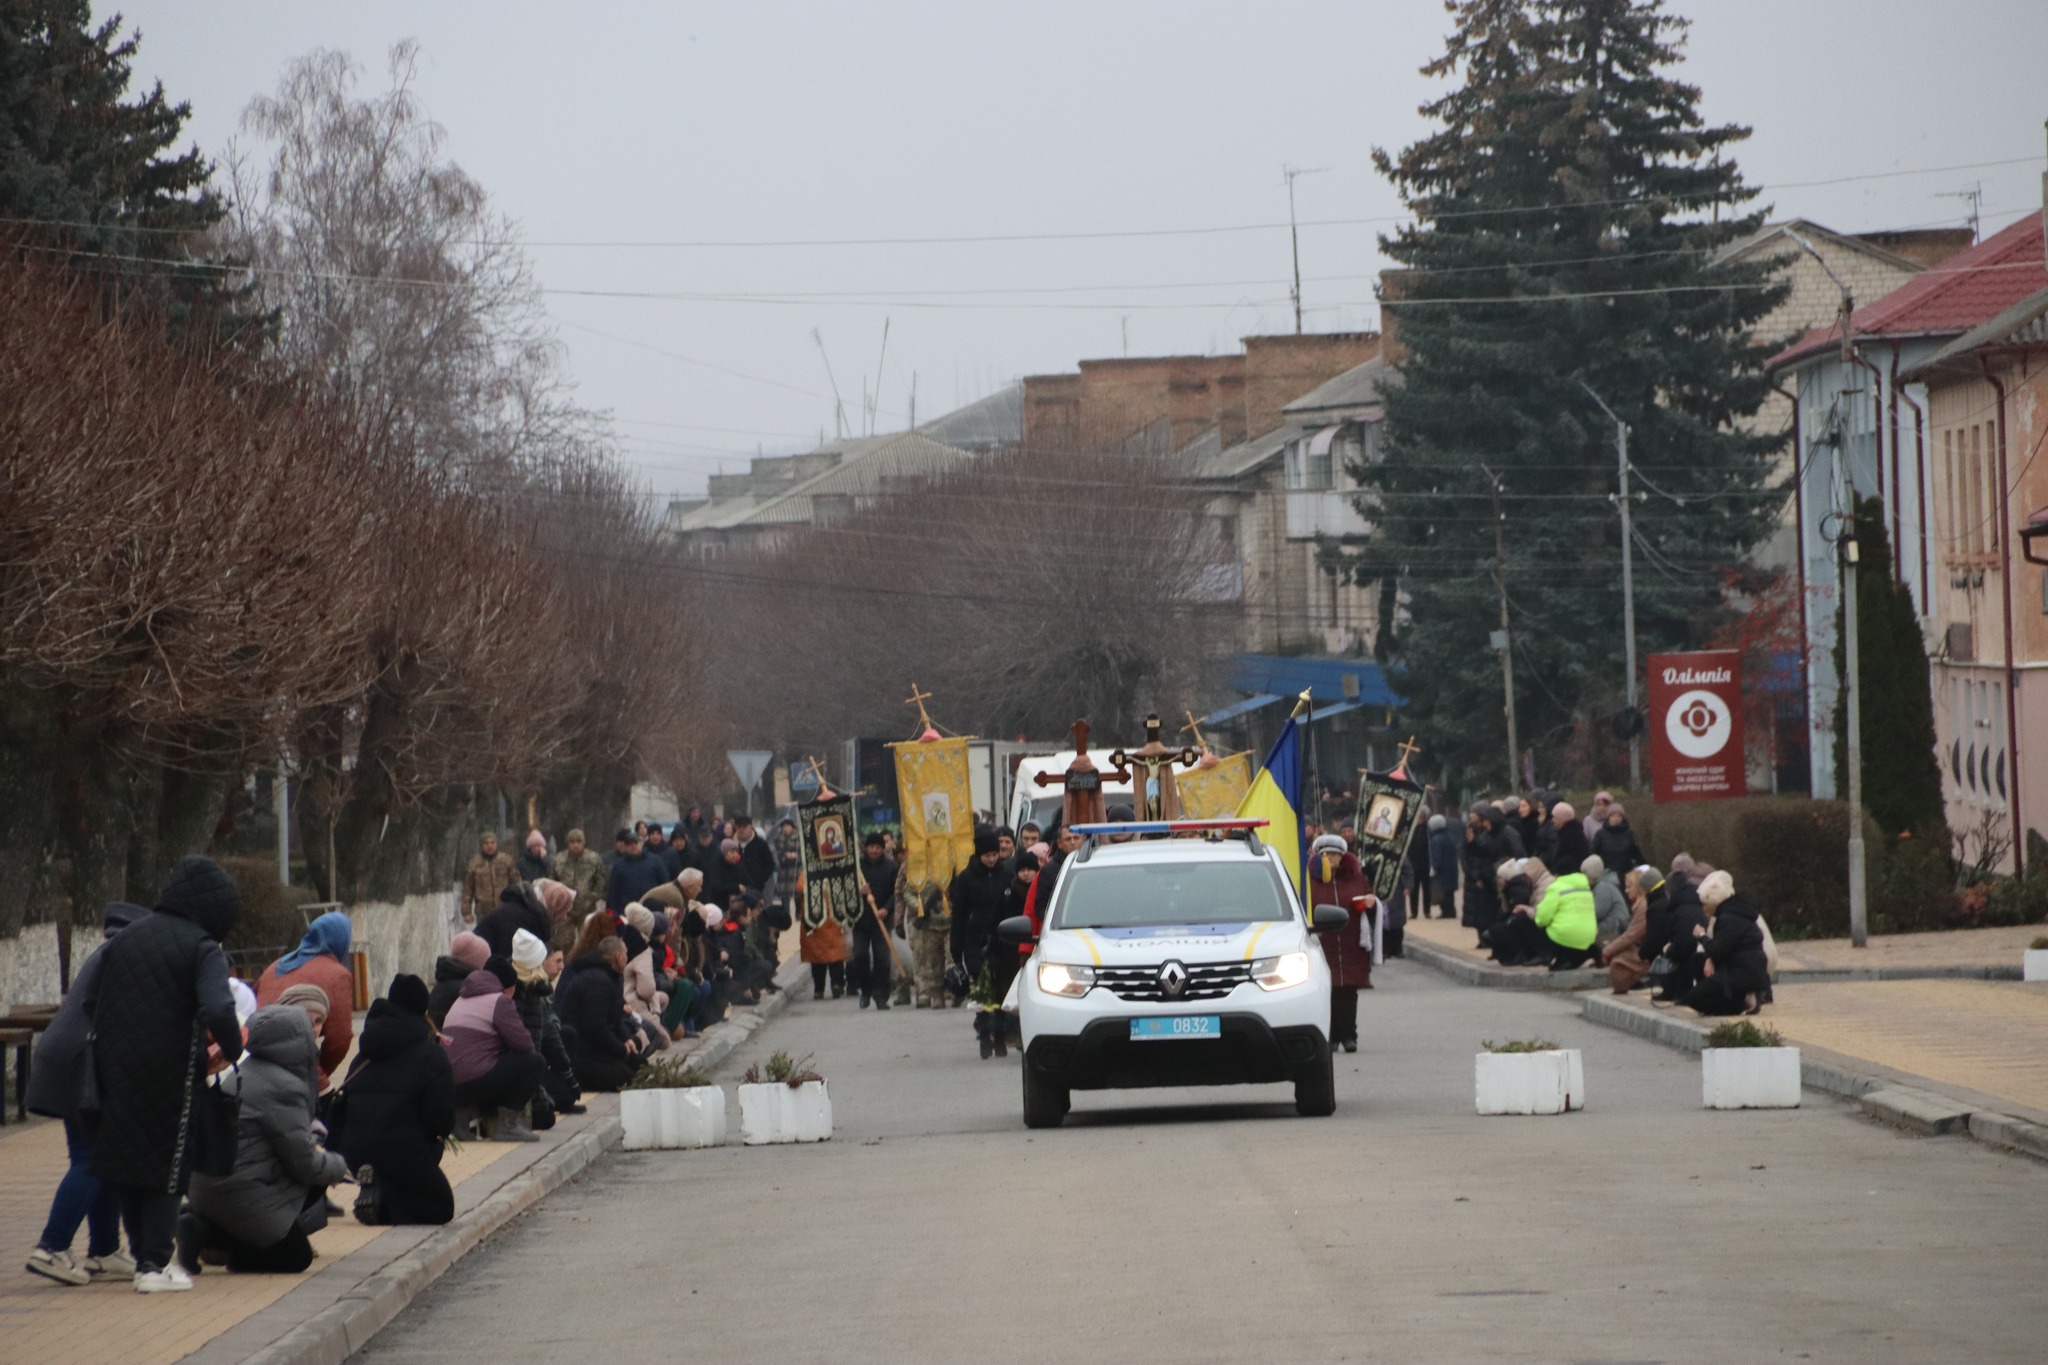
[0,888,459,1012]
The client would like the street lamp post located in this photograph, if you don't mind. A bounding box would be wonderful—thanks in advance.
[1581,382,1639,790]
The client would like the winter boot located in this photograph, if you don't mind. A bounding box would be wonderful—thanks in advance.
[452,1105,481,1141]
[494,1107,540,1143]
[352,1165,385,1225]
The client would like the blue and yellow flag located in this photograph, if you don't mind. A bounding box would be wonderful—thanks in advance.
[1235,695,1308,900]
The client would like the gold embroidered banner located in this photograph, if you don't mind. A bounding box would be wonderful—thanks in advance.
[891,736,976,892]
[1175,751,1253,819]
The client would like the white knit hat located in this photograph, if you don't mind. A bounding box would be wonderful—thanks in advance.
[511,927,547,971]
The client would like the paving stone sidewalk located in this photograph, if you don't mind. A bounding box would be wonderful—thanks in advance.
[1405,911,2048,1124]
[1,937,810,1365]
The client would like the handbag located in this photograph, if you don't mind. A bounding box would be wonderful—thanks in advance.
[1645,953,1674,982]
[190,1046,243,1179]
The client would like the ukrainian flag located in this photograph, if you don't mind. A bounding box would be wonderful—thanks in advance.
[1235,695,1308,899]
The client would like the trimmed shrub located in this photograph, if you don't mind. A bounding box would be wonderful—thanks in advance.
[215,855,324,960]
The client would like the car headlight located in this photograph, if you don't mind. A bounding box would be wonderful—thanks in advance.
[1036,961,1095,997]
[1250,951,1311,991]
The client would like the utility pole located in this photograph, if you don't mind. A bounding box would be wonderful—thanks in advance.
[1283,165,1326,335]
[1581,381,1640,789]
[1484,466,1519,790]
[1783,228,1867,948]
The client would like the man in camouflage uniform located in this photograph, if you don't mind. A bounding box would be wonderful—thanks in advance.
[897,855,951,1008]
[552,828,608,943]
[462,832,516,925]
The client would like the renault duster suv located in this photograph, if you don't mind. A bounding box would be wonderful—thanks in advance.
[1000,828,1345,1128]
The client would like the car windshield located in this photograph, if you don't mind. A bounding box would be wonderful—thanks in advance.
[1052,860,1292,930]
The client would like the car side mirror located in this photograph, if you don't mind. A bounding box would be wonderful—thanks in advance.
[996,915,1037,946]
[1309,904,1349,934]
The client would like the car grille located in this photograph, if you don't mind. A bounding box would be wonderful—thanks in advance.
[1093,960,1252,1002]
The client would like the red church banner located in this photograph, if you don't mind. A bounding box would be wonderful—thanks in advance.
[1646,650,1746,804]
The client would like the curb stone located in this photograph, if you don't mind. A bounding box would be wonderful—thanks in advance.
[1857,1085,1974,1136]
[231,957,806,1365]
[1410,937,2022,991]
[1575,992,2047,1163]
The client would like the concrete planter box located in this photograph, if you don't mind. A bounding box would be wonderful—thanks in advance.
[1475,1049,1584,1115]
[620,1085,728,1150]
[2022,949,2048,983]
[738,1079,833,1144]
[1701,1046,1802,1109]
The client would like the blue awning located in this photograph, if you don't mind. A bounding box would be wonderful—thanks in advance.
[1200,693,1282,726]
[1225,653,1403,709]
[1309,700,1366,720]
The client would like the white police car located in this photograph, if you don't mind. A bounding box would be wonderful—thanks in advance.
[999,820,1346,1128]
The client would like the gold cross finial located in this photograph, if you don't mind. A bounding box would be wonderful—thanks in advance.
[1181,710,1211,754]
[803,755,834,800]
[1395,735,1423,767]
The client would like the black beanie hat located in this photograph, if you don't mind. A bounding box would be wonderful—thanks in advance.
[485,955,519,990]
[388,973,431,1015]
[973,828,1000,857]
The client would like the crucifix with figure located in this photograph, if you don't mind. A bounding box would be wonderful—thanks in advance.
[1110,712,1200,821]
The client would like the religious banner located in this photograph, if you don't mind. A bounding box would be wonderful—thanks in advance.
[1646,649,1746,803]
[891,735,976,889]
[1353,768,1425,903]
[1176,751,1253,819]
[798,792,862,931]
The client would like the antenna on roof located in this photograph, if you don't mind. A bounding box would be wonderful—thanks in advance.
[1943,182,1984,243]
[869,317,890,437]
[812,328,848,440]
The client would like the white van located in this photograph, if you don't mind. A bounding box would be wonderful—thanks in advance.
[1004,749,1137,833]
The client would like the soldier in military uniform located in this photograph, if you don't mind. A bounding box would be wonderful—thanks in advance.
[462,832,516,925]
[897,855,950,1008]
[551,828,607,942]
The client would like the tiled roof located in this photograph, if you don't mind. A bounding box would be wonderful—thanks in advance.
[1769,211,2045,370]
[1904,284,2048,380]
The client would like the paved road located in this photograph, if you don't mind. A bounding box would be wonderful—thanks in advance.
[360,963,2048,1364]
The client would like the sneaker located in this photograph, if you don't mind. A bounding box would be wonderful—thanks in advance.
[26,1247,90,1286]
[134,1265,194,1293]
[84,1250,136,1280]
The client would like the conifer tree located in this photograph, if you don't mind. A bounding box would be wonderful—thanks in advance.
[1832,496,1945,841]
[1337,0,1788,787]
[0,0,232,327]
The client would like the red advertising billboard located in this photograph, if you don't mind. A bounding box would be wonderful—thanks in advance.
[1646,650,1746,803]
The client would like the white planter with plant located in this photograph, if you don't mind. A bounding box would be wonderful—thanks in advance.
[1474,1040,1584,1115]
[738,1051,832,1144]
[619,1056,727,1150]
[2023,936,2048,982]
[1700,1022,1800,1109]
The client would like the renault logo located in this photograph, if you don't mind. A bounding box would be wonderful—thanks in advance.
[1158,960,1188,998]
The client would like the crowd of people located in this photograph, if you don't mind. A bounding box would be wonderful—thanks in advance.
[1371,787,1777,1016]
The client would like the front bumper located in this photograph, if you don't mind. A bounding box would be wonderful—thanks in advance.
[1024,1012,1328,1091]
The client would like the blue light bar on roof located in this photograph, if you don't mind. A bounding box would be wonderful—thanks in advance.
[1069,819,1271,836]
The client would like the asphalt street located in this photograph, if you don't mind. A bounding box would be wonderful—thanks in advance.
[359,960,2048,1364]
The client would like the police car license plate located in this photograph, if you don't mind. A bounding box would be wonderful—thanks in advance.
[1130,1016,1221,1041]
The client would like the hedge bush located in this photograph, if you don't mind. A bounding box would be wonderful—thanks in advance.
[215,855,324,959]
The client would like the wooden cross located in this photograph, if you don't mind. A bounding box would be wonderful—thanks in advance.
[1394,735,1423,768]
[803,755,834,800]
[903,683,936,732]
[1180,710,1211,755]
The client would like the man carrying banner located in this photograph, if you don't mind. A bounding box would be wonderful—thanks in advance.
[852,832,895,1009]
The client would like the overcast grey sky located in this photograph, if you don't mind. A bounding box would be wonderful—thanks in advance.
[109,1,2047,499]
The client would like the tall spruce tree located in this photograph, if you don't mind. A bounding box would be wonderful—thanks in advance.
[1832,496,1945,841]
[0,0,233,329]
[1337,0,1788,788]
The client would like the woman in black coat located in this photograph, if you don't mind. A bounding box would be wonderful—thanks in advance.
[1590,806,1646,878]
[330,975,456,1226]
[556,943,641,1092]
[1679,882,1770,1015]
[87,857,245,1285]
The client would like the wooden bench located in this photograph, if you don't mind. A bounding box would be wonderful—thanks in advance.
[0,1021,44,1124]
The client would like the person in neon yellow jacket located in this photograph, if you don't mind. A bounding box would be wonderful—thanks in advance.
[1492,859,1599,970]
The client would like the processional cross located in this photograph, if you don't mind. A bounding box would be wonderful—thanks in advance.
[1110,713,1200,821]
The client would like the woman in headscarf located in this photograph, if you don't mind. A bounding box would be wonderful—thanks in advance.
[1308,834,1375,1054]
[618,904,671,1049]
[257,910,355,1087]
[1677,871,1771,1016]
[1601,865,1665,994]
